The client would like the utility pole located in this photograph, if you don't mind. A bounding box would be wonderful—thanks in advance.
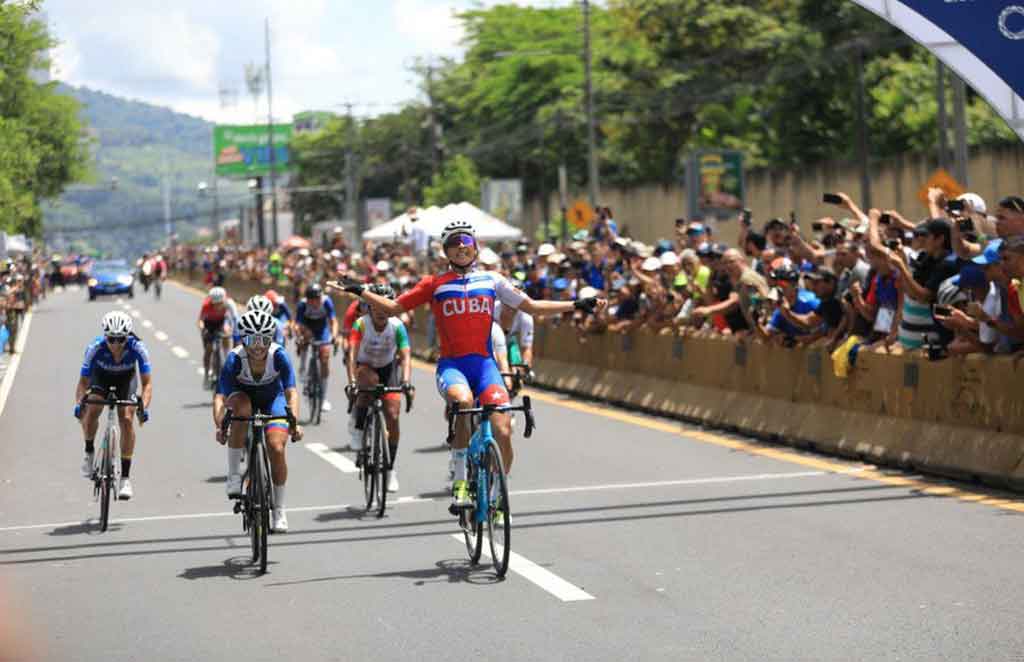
[582,0,600,207]
[952,73,969,187]
[935,59,950,170]
[424,65,443,176]
[265,18,278,245]
[854,44,872,210]
[342,102,362,240]
[555,110,569,243]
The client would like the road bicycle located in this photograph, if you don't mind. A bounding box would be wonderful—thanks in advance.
[446,397,535,578]
[81,388,141,533]
[500,363,534,400]
[301,339,334,425]
[347,384,412,518]
[220,407,297,575]
[206,330,224,391]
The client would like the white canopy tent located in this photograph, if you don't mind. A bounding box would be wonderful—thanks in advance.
[362,202,522,242]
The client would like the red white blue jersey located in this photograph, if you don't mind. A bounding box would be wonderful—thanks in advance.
[397,270,526,359]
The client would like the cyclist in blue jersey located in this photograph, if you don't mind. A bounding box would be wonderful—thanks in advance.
[265,289,293,344]
[74,311,152,500]
[213,310,303,533]
[294,283,338,412]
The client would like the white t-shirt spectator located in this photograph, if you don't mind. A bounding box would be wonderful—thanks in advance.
[979,283,1011,352]
[410,221,430,255]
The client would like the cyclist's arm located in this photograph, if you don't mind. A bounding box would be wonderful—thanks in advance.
[212,393,227,429]
[347,320,363,384]
[396,322,412,383]
[139,372,153,411]
[516,299,579,316]
[285,387,300,424]
[75,375,90,405]
[521,344,534,366]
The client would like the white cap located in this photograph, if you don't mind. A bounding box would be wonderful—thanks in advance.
[958,193,987,215]
[578,286,598,299]
[332,226,343,234]
[641,256,662,272]
[478,247,500,266]
[330,249,342,258]
[546,252,565,265]
[659,251,679,267]
[537,243,556,257]
[376,260,391,272]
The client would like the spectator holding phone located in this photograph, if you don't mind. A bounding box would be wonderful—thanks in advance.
[760,267,820,346]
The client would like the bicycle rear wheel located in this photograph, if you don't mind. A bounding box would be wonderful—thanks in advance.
[99,425,119,533]
[210,345,222,390]
[257,443,271,574]
[375,410,388,519]
[307,357,322,425]
[362,415,376,511]
[462,461,483,564]
[484,444,511,578]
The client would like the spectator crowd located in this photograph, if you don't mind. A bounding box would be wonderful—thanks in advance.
[167,191,1024,378]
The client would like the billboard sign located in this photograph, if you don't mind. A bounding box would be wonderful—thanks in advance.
[686,150,745,219]
[481,179,523,226]
[213,124,293,178]
[365,198,392,228]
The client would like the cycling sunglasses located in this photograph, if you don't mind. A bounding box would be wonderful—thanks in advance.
[242,335,273,348]
[444,234,476,250]
[105,335,127,345]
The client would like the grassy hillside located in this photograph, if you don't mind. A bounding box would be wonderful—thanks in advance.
[43,85,246,257]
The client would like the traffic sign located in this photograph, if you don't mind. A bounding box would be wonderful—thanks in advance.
[568,200,595,230]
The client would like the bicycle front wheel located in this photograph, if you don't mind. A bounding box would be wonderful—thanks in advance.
[484,444,511,578]
[257,443,271,574]
[362,415,376,511]
[375,411,388,519]
[462,461,483,564]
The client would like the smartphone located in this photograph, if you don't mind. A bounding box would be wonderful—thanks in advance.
[811,222,824,232]
[884,239,901,251]
[741,208,752,227]
[933,304,952,317]
[946,199,965,212]
[823,193,843,205]
[843,291,854,304]
[879,213,892,225]
[957,219,974,232]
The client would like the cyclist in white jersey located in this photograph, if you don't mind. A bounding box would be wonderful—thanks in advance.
[495,300,535,367]
[345,284,413,493]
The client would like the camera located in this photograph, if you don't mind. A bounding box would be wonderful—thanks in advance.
[946,199,965,213]
[822,193,842,205]
[741,209,752,227]
[879,213,892,225]
[957,218,974,233]
[843,291,854,304]
[811,222,824,232]
[884,239,901,251]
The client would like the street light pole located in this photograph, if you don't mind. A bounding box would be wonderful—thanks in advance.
[582,0,600,207]
[265,17,278,246]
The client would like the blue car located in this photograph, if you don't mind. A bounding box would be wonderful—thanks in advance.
[87,260,135,300]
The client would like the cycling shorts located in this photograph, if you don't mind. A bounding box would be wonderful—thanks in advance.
[225,391,289,432]
[88,371,138,403]
[202,320,225,342]
[358,361,402,401]
[436,354,509,406]
[300,324,333,344]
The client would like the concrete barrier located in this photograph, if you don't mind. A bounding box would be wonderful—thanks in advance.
[180,273,1024,491]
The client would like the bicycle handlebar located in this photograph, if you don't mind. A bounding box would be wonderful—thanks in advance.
[82,395,139,408]
[346,385,413,414]
[220,406,298,440]
[446,395,535,439]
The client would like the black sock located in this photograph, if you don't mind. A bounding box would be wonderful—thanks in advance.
[121,458,132,478]
[354,407,367,430]
[84,440,94,454]
[388,443,398,469]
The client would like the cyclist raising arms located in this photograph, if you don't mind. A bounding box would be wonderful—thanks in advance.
[198,286,238,386]
[213,310,303,533]
[344,283,413,493]
[329,220,605,509]
[75,312,152,500]
[294,283,338,412]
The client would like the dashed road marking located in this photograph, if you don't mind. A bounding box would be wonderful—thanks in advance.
[0,310,33,418]
[142,320,152,329]
[450,534,595,602]
[171,346,189,359]
[154,331,168,342]
[305,442,358,473]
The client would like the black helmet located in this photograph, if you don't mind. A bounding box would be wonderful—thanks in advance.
[369,283,395,299]
[305,283,323,298]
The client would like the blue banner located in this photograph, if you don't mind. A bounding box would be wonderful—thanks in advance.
[901,1,1024,100]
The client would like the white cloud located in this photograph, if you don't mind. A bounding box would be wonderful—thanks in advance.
[49,34,80,80]
[392,0,465,55]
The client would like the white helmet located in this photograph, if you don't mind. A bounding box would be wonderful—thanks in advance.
[237,309,277,338]
[209,286,226,303]
[246,295,274,315]
[440,220,476,245]
[101,311,133,336]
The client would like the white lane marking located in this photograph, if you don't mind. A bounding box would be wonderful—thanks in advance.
[0,310,33,418]
[129,310,141,319]
[142,320,152,329]
[115,297,123,304]
[196,368,206,376]
[171,346,189,359]
[121,303,131,310]
[154,331,168,342]
[0,469,870,533]
[305,442,358,473]
[450,534,595,601]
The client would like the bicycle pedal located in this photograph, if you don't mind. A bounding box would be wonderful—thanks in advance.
[448,502,473,516]
[232,501,243,514]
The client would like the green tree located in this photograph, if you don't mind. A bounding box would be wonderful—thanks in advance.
[0,2,89,236]
[423,154,480,207]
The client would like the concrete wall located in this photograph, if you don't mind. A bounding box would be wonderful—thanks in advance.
[523,144,1024,244]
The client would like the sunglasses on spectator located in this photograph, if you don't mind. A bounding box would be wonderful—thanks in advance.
[999,196,1024,214]
[444,234,475,249]
[105,335,127,344]
[242,335,273,348]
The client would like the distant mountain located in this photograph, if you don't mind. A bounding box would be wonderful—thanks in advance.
[43,85,244,257]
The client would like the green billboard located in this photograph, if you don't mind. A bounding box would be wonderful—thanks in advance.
[213,124,293,178]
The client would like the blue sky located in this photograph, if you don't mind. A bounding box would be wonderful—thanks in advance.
[43,0,561,123]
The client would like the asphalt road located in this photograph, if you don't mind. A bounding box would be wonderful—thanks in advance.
[2,282,1024,661]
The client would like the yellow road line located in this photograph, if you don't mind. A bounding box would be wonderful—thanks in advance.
[167,279,207,298]
[410,357,1024,514]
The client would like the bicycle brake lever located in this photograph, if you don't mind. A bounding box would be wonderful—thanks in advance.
[522,396,535,439]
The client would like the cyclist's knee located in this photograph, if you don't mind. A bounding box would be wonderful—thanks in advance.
[447,386,473,408]
[226,392,252,414]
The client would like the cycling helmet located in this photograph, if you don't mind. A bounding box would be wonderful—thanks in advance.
[237,309,277,338]
[369,283,395,299]
[305,283,323,299]
[101,311,134,336]
[246,295,274,315]
[440,220,476,245]
[209,286,226,303]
